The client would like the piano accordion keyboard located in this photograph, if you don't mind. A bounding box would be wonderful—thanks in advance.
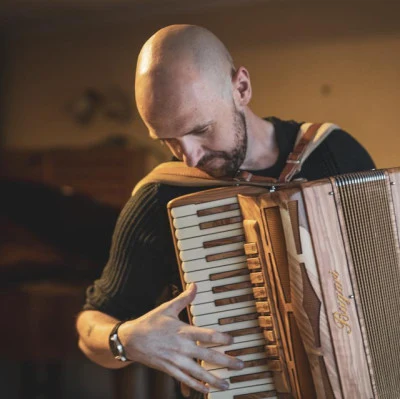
[168,187,280,399]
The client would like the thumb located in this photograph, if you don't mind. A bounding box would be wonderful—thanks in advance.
[166,283,197,317]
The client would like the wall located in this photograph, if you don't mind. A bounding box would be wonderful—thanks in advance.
[1,1,400,168]
[1,2,399,398]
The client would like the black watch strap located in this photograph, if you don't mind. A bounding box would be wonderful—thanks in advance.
[109,320,131,362]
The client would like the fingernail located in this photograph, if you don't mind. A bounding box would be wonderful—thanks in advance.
[221,380,229,390]
[237,359,244,368]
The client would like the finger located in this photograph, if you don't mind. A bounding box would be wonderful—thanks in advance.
[161,358,210,395]
[185,325,234,346]
[166,282,197,317]
[191,345,244,371]
[170,353,230,392]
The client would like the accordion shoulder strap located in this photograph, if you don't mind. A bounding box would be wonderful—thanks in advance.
[132,122,339,195]
[278,122,339,182]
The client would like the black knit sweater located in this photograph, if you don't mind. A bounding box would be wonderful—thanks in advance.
[83,117,374,320]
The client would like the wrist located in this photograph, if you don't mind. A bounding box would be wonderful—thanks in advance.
[109,320,132,362]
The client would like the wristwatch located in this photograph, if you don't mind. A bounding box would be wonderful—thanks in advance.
[109,320,131,362]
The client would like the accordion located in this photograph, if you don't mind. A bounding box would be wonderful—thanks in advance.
[167,167,400,399]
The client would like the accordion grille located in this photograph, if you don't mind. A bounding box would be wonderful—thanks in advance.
[335,170,400,398]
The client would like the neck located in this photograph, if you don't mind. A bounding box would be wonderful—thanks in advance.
[240,111,278,171]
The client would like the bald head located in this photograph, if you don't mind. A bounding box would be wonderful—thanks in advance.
[135,25,235,123]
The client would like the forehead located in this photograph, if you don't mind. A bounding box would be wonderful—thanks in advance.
[141,76,225,140]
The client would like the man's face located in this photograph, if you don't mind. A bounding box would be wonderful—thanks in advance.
[139,71,248,178]
[193,106,247,178]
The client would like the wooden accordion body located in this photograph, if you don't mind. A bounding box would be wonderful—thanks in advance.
[167,168,400,399]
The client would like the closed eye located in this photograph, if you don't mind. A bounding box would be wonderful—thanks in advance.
[190,124,212,136]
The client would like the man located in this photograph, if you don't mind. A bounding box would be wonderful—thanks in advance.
[76,24,374,397]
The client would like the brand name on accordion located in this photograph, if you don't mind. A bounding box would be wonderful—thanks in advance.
[329,270,352,334]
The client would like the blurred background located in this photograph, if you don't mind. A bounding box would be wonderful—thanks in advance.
[0,0,399,398]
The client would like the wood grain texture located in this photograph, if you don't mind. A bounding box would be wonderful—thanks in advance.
[302,180,373,398]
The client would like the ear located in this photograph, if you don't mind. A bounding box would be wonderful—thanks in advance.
[232,66,252,107]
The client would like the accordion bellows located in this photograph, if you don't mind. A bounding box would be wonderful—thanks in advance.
[168,168,400,399]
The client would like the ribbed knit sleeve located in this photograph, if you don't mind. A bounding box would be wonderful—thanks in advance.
[83,183,180,320]
[83,183,211,320]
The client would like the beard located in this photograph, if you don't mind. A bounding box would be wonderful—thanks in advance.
[197,108,248,178]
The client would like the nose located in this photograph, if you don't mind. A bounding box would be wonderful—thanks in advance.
[169,138,203,167]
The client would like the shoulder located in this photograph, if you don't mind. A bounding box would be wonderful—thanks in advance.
[302,127,375,179]
[323,128,375,168]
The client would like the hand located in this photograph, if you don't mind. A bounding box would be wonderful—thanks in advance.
[119,283,244,395]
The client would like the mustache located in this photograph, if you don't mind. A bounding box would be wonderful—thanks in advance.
[197,151,230,168]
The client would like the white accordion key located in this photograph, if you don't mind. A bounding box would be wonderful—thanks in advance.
[175,222,243,241]
[209,377,274,393]
[193,306,257,327]
[208,385,276,399]
[199,319,260,334]
[170,196,239,218]
[190,297,255,316]
[211,363,271,380]
[193,274,251,294]
[184,262,248,285]
[203,338,266,370]
[193,287,253,306]
[182,255,247,273]
[173,209,241,229]
[179,242,244,262]
[177,228,244,251]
